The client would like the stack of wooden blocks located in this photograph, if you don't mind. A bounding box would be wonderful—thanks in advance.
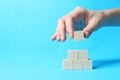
[63,50,92,70]
[63,31,92,70]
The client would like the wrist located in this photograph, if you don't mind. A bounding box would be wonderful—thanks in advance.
[99,10,110,26]
[99,8,120,26]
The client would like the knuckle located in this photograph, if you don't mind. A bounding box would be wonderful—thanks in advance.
[75,7,81,10]
[58,23,64,30]
[58,18,64,23]
[60,25,65,30]
[58,19,62,23]
[74,7,85,12]
[65,15,73,20]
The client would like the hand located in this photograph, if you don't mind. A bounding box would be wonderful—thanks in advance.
[51,7,105,42]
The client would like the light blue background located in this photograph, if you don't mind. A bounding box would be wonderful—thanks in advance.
[0,0,120,80]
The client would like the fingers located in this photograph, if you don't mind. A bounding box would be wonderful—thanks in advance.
[56,15,74,41]
[51,15,74,42]
[65,15,74,38]
[59,24,66,41]
[56,28,61,41]
[51,18,66,42]
[51,19,66,42]
[57,19,66,42]
[51,33,57,40]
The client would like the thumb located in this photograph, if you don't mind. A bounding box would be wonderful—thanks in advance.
[83,23,96,38]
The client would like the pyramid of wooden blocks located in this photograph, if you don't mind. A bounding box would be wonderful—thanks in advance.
[74,31,84,41]
[63,50,92,70]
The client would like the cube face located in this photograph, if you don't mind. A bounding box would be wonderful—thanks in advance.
[78,50,88,60]
[74,31,84,41]
[68,50,79,60]
[82,60,92,70]
[73,60,82,70]
[63,60,73,70]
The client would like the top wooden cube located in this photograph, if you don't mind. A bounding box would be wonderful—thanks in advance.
[74,31,84,41]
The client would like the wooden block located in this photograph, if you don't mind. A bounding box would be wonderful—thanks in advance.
[74,31,84,41]
[82,59,92,70]
[68,50,79,60]
[73,60,82,70]
[63,60,73,70]
[78,50,88,60]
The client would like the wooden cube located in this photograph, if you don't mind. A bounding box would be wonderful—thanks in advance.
[68,50,79,60]
[82,59,92,70]
[63,60,73,70]
[73,60,82,70]
[74,31,84,41]
[78,50,88,60]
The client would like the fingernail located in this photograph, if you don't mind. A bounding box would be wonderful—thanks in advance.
[84,31,90,38]
[69,34,73,39]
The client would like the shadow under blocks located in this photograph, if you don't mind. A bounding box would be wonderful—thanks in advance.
[93,58,120,69]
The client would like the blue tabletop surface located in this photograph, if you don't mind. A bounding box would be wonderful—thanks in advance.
[0,0,120,80]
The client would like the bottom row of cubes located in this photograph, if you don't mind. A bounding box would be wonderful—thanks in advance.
[63,59,92,70]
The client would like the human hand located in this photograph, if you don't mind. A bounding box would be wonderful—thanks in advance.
[51,7,105,42]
